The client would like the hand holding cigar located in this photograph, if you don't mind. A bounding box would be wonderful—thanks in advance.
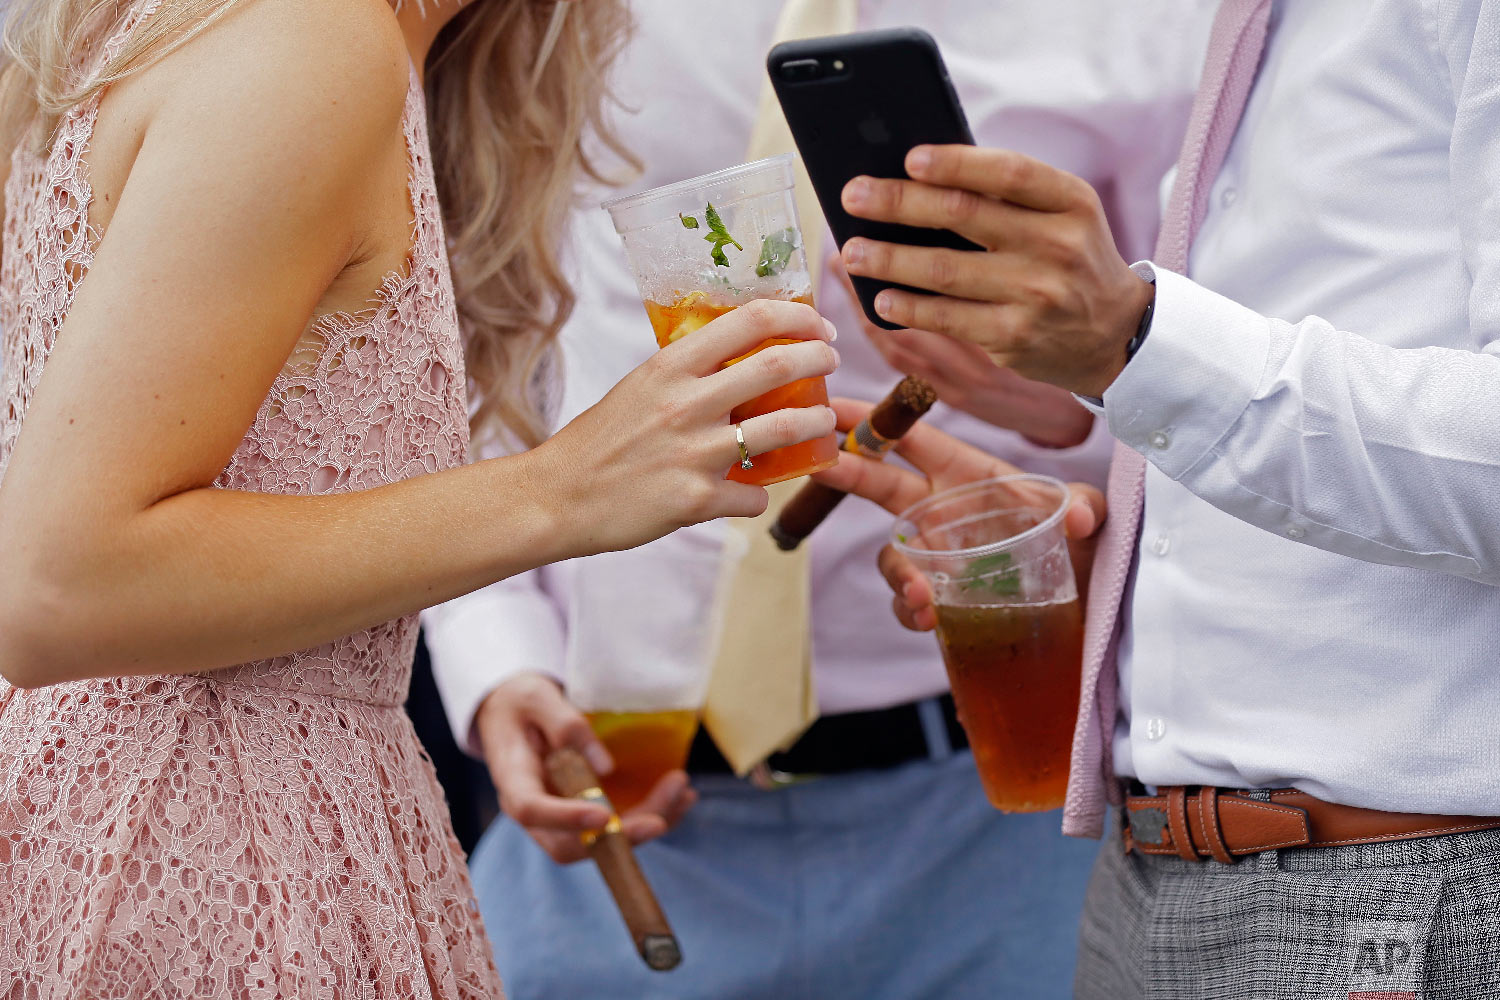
[545,747,683,972]
[770,376,938,550]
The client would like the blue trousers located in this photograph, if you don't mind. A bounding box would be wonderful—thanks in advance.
[468,750,1100,999]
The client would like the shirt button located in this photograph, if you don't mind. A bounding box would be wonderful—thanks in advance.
[1144,718,1168,742]
[1220,186,1239,209]
[1147,430,1171,450]
[1151,533,1171,557]
[1286,525,1306,540]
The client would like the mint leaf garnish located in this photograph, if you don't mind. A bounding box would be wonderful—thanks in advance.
[679,213,700,229]
[755,227,799,277]
[965,553,1012,577]
[703,202,742,268]
[961,551,1021,597]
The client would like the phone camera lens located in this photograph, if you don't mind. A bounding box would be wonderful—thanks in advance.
[778,59,825,82]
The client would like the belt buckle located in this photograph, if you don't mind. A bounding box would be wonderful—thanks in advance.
[749,762,821,790]
[1126,802,1171,850]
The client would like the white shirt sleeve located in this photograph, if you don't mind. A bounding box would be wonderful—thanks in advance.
[1102,261,1500,585]
[420,570,566,757]
[1101,4,1500,587]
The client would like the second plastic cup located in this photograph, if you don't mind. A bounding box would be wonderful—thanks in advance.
[603,154,839,486]
[892,475,1084,812]
[563,528,747,811]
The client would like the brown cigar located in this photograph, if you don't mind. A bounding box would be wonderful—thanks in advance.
[769,376,938,551]
[544,747,683,972]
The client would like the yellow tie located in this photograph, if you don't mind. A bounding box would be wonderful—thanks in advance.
[700,0,860,776]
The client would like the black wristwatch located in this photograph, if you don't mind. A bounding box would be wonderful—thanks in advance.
[1076,274,1155,408]
[1125,286,1156,363]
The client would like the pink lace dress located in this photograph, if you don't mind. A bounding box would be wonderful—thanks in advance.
[0,10,506,999]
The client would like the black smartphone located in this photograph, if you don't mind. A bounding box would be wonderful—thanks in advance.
[768,28,979,330]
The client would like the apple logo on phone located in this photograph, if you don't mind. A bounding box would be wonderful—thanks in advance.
[858,112,892,145]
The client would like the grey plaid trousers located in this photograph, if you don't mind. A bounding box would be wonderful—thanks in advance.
[1075,813,1500,999]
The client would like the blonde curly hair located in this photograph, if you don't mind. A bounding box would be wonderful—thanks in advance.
[0,0,636,450]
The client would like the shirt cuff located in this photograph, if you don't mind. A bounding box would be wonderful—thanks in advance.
[1074,395,1107,418]
[1098,262,1272,479]
[420,584,566,758]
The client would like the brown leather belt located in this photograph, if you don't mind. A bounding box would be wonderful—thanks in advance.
[1124,786,1500,863]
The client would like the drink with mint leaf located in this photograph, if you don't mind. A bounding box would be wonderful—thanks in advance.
[604,155,838,486]
[892,475,1083,812]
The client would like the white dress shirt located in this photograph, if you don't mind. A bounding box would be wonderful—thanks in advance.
[424,0,1209,753]
[1097,0,1500,814]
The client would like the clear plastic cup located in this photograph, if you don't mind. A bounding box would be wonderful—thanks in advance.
[563,528,747,811]
[603,154,839,486]
[892,475,1083,812]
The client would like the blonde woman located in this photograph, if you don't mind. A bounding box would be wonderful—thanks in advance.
[0,0,838,994]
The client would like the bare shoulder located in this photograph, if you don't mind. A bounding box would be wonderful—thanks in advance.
[129,0,411,152]
[79,0,417,288]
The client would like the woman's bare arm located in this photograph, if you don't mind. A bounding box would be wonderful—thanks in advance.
[0,1,839,687]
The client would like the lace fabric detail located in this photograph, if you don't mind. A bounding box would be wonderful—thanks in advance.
[210,59,470,709]
[0,8,500,997]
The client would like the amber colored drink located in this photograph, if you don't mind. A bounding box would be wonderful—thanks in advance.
[935,600,1084,812]
[585,709,700,813]
[644,292,839,487]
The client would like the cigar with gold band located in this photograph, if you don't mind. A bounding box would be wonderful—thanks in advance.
[769,376,938,551]
[544,748,683,972]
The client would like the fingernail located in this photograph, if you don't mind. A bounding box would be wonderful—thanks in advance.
[828,346,841,367]
[844,240,865,266]
[823,317,838,342]
[902,582,916,603]
[585,744,613,776]
[845,177,870,207]
[908,147,932,174]
[875,291,894,316]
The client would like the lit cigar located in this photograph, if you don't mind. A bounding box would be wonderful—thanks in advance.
[769,376,938,551]
[545,747,683,972]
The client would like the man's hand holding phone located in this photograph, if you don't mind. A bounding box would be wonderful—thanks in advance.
[838,145,1154,401]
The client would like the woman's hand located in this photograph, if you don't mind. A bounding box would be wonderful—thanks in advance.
[832,260,1094,448]
[814,398,1106,632]
[540,299,839,557]
[475,673,697,864]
